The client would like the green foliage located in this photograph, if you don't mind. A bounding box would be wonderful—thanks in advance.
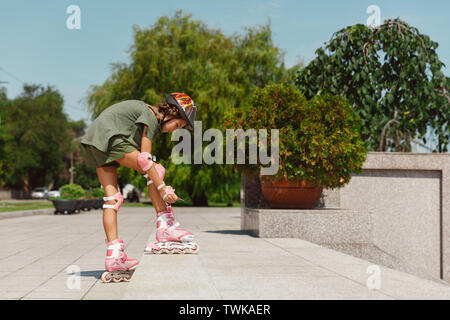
[86,11,287,205]
[226,84,366,189]
[73,162,99,190]
[117,166,146,192]
[0,88,9,186]
[69,120,87,138]
[59,184,87,200]
[299,94,367,188]
[90,187,104,198]
[1,85,72,190]
[296,19,450,152]
[0,86,91,190]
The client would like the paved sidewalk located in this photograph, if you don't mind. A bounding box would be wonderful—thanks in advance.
[1,207,450,299]
[0,199,49,203]
[0,208,53,220]
[0,207,154,299]
[123,208,450,300]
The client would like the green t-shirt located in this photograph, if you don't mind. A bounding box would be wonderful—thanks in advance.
[81,100,161,152]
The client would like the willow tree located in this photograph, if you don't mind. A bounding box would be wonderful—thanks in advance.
[296,19,449,152]
[87,11,287,205]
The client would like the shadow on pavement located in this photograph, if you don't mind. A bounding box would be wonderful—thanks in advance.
[79,270,104,279]
[204,230,252,236]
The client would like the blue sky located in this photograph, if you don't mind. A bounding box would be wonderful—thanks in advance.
[0,0,449,123]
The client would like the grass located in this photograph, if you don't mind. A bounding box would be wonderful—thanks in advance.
[0,200,241,213]
[207,201,241,208]
[122,202,153,207]
[0,201,54,213]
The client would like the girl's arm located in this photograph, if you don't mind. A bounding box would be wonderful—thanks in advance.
[141,125,152,154]
[140,125,181,203]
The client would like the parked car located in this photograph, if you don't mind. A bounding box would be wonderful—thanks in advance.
[31,187,49,199]
[48,189,61,198]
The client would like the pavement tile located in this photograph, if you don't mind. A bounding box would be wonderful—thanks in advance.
[2,206,450,300]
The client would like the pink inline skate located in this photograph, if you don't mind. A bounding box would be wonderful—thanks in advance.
[101,238,139,283]
[145,205,199,254]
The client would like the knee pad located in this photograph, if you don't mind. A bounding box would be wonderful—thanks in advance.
[137,152,154,172]
[103,192,124,211]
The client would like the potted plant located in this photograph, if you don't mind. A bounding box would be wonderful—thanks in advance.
[51,184,87,214]
[226,84,367,209]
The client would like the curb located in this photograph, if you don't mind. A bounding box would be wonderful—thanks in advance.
[0,208,54,220]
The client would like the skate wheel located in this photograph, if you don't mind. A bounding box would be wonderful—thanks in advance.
[112,275,122,283]
[167,248,174,254]
[190,244,199,254]
[101,272,112,283]
[152,248,162,255]
[178,248,186,254]
[123,275,132,282]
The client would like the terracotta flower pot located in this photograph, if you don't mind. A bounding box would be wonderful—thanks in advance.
[260,176,323,209]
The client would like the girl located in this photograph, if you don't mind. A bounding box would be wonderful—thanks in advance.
[80,92,198,283]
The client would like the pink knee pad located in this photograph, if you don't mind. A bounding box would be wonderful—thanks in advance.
[137,152,154,172]
[103,192,124,211]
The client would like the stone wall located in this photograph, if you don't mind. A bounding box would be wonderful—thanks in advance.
[241,152,450,282]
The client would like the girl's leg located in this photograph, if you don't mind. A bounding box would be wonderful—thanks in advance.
[96,166,120,242]
[116,150,198,254]
[115,150,167,213]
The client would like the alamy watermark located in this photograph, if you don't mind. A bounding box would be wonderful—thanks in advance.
[66,264,81,290]
[66,5,81,30]
[366,264,381,290]
[171,121,280,175]
[366,5,381,28]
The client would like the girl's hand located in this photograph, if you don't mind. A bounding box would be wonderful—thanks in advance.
[160,186,183,203]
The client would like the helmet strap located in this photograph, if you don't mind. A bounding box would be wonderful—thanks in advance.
[160,118,171,127]
[150,105,173,127]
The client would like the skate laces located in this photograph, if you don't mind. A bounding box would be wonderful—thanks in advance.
[119,251,128,262]
[164,213,181,232]
[107,249,128,263]
[106,240,126,260]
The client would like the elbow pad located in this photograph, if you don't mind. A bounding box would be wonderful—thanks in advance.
[137,152,154,172]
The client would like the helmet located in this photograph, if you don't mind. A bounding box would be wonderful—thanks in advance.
[164,92,197,130]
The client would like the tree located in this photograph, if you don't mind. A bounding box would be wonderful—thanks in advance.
[2,85,72,190]
[296,19,450,152]
[69,119,87,138]
[73,162,99,190]
[86,11,288,205]
[0,87,9,187]
[66,119,90,186]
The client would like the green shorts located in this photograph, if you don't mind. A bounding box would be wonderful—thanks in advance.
[81,136,137,168]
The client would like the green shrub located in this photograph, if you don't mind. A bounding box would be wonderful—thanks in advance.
[59,184,87,200]
[226,83,367,189]
[90,187,104,199]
